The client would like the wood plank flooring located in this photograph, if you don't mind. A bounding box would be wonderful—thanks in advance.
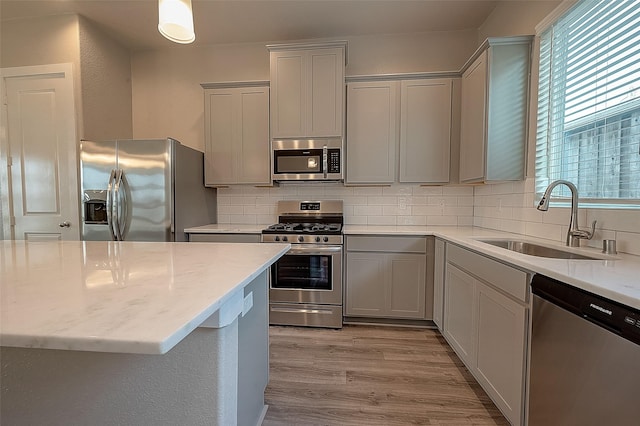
[263,325,508,426]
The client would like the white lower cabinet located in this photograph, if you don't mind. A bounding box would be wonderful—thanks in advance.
[443,243,529,426]
[345,236,428,319]
[475,282,526,425]
[432,238,446,330]
[443,263,476,366]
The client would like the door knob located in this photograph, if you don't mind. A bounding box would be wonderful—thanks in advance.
[59,221,71,228]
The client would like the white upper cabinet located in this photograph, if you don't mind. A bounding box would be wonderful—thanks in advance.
[269,42,346,139]
[459,36,532,183]
[346,76,454,185]
[346,80,399,184]
[203,83,270,186]
[460,54,488,183]
[400,78,452,183]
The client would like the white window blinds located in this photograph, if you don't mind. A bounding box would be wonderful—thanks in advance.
[536,0,640,203]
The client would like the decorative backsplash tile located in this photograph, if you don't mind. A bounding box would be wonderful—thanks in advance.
[216,183,474,227]
[473,178,640,256]
[215,179,639,256]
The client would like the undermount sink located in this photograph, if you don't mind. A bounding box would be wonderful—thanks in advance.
[478,239,601,260]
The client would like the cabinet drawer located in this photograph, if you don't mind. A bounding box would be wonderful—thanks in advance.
[346,236,426,253]
[447,244,529,302]
[189,233,261,243]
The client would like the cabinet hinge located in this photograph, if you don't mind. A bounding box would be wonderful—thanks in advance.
[7,156,12,167]
[10,216,16,226]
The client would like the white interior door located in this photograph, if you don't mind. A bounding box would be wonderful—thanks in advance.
[1,64,79,240]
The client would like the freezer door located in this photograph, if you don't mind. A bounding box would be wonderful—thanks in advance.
[80,140,116,241]
[116,139,173,241]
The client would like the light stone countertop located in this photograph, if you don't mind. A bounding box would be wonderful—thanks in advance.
[344,225,640,310]
[0,240,289,354]
[185,223,640,309]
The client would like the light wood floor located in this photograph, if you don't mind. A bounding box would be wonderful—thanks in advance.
[263,325,508,426]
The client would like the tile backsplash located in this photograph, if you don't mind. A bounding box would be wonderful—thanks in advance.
[216,183,474,227]
[473,178,640,256]
[215,179,639,256]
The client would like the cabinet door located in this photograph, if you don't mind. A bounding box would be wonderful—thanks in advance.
[204,89,235,185]
[433,239,446,330]
[237,88,270,184]
[346,81,398,184]
[485,43,530,181]
[475,282,526,426]
[308,48,344,137]
[399,79,451,183]
[270,50,306,138]
[204,87,269,185]
[443,263,476,366]
[459,51,487,183]
[345,252,387,316]
[188,233,261,243]
[387,254,426,318]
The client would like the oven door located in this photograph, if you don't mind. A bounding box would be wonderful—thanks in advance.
[269,245,342,305]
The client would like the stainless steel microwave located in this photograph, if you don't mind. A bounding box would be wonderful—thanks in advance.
[271,138,343,182]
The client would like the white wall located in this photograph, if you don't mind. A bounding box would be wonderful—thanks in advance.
[477,1,561,43]
[78,16,133,140]
[0,14,81,68]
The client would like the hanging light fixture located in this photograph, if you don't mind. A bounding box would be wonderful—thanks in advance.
[158,0,196,44]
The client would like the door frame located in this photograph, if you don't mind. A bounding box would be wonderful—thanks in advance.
[0,63,80,240]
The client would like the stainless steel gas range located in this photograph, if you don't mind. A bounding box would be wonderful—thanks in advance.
[261,200,343,328]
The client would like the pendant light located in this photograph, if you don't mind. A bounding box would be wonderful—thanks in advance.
[158,0,195,44]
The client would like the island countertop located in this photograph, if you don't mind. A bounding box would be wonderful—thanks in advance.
[0,240,289,355]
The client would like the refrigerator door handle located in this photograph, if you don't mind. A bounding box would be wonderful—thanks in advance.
[106,169,117,241]
[113,169,126,241]
[117,169,129,241]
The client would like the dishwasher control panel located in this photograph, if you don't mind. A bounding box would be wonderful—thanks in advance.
[531,274,640,346]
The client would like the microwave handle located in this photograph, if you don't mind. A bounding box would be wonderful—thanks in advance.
[323,145,328,178]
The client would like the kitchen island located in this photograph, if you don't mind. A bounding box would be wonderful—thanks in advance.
[0,240,289,426]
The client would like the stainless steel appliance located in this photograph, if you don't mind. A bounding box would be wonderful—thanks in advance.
[80,138,216,242]
[262,200,343,328]
[271,138,343,181]
[529,274,640,425]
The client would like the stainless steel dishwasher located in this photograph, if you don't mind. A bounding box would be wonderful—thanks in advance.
[528,274,640,425]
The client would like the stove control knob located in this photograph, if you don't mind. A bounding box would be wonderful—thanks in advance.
[315,236,321,242]
[298,236,304,242]
[323,236,329,242]
[282,236,288,242]
[274,236,280,242]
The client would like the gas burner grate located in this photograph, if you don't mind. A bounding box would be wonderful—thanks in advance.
[264,222,342,234]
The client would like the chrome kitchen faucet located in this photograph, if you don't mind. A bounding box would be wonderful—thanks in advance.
[537,180,596,247]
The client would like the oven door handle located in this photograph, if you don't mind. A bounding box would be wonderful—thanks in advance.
[270,306,336,315]
[286,246,342,255]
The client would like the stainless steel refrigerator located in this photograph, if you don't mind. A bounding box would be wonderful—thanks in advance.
[80,138,216,242]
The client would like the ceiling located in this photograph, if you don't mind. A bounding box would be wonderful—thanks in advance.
[1,0,505,51]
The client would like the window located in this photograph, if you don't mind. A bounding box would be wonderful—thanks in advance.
[536,0,640,205]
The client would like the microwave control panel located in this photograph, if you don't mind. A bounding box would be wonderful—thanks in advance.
[328,149,341,173]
